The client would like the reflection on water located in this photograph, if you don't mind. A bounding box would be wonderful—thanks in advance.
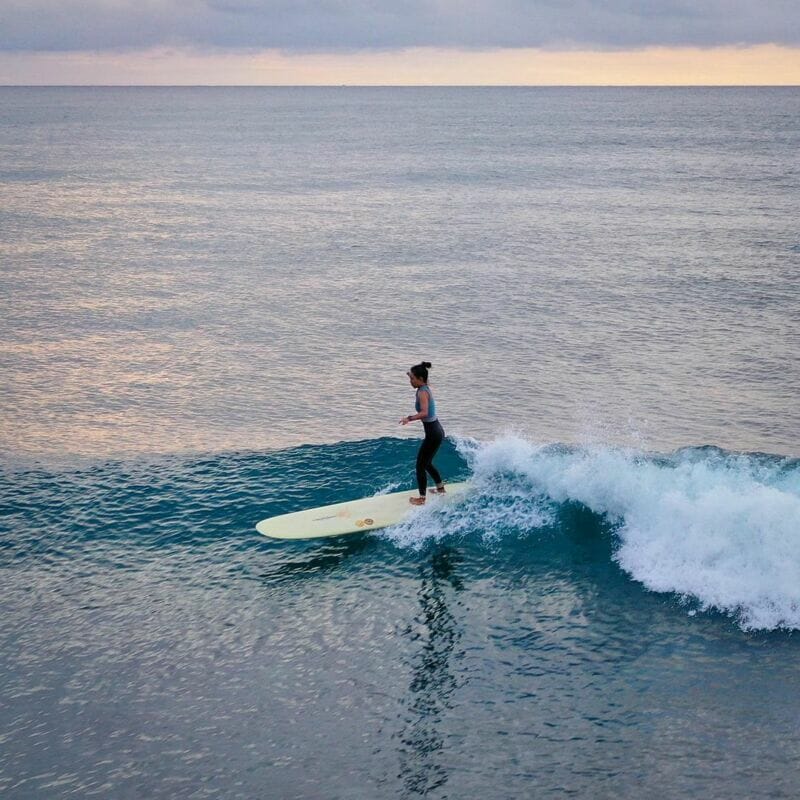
[2,88,799,459]
[398,547,464,796]
[2,443,800,797]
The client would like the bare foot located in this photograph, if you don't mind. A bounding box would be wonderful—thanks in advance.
[409,496,426,506]
[431,485,446,494]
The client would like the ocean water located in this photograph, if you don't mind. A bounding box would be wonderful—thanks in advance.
[1,87,799,798]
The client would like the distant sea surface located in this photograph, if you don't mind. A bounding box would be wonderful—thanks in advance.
[1,88,799,799]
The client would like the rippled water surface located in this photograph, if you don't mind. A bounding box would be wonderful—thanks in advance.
[1,88,799,798]
[3,439,800,798]
[1,87,798,458]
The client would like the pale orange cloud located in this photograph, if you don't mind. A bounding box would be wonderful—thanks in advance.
[1,45,798,86]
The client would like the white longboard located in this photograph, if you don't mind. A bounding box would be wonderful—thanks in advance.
[256,482,470,540]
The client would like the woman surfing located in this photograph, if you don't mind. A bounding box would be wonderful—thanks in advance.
[400,361,446,505]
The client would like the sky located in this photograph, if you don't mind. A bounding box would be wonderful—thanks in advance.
[1,0,799,85]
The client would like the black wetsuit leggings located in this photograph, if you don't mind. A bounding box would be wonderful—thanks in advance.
[417,420,444,496]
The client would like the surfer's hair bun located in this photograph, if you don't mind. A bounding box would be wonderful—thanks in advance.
[409,361,432,381]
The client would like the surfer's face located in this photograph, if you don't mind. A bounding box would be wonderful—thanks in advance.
[407,372,423,388]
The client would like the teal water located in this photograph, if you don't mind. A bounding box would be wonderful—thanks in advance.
[1,88,800,798]
[2,439,800,798]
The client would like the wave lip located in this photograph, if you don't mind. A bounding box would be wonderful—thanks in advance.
[451,436,800,631]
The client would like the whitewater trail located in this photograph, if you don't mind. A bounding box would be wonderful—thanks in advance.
[383,435,800,631]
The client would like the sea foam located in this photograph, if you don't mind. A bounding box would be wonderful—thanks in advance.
[387,435,800,631]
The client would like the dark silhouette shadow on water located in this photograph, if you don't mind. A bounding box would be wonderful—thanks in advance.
[397,546,464,797]
[241,532,379,586]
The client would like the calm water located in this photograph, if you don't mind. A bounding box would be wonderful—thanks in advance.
[1,87,799,798]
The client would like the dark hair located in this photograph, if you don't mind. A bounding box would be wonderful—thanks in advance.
[409,361,432,382]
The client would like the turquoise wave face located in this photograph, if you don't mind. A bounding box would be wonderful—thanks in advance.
[2,436,800,797]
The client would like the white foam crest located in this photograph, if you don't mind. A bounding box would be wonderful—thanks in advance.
[461,435,800,630]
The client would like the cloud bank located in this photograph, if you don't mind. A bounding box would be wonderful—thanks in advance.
[2,0,799,53]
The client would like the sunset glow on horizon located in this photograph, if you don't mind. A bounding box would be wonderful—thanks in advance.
[1,44,799,87]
